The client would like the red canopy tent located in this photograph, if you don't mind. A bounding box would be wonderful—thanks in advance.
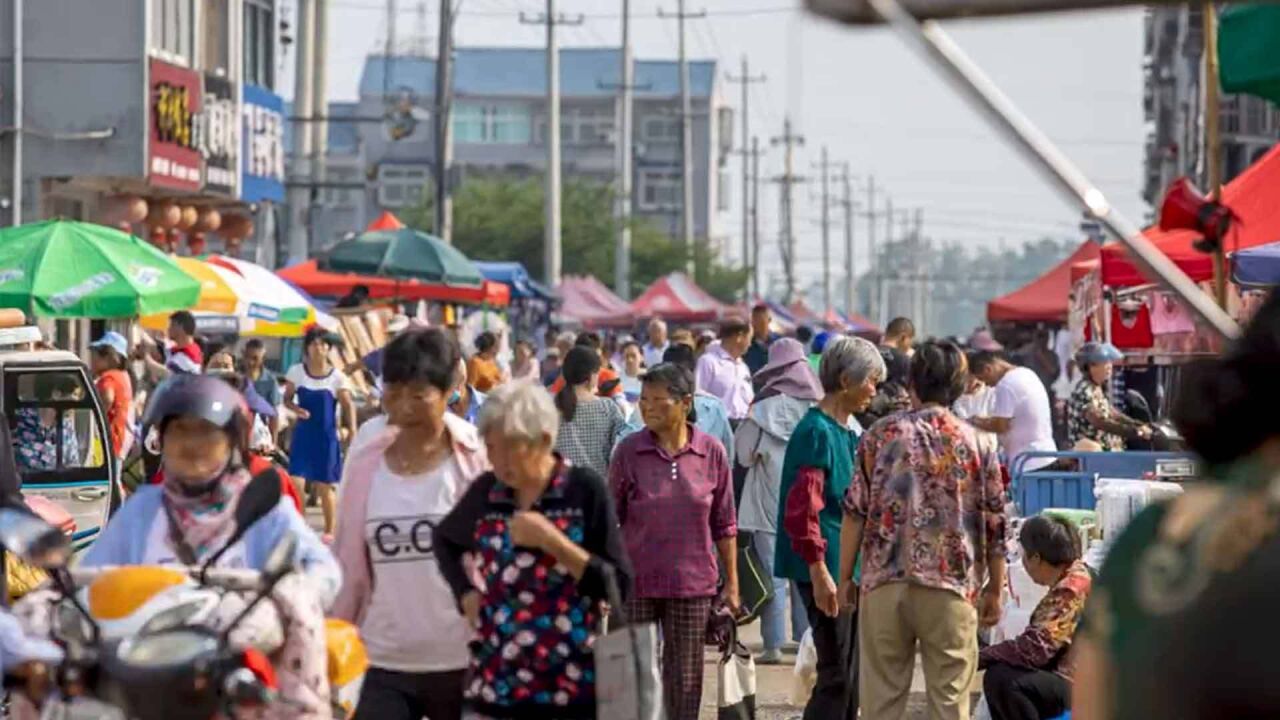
[1100,144,1280,287]
[631,273,725,323]
[787,299,823,326]
[987,242,1101,323]
[366,211,406,231]
[557,275,633,327]
[278,259,509,306]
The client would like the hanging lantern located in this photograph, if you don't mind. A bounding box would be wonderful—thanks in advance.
[148,226,167,249]
[221,214,254,241]
[115,221,134,236]
[187,231,207,256]
[196,208,222,232]
[224,236,243,257]
[147,200,181,229]
[178,205,199,231]
[124,196,149,224]
[166,228,182,254]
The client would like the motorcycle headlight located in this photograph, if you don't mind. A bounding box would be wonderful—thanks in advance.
[138,597,213,636]
[116,629,219,669]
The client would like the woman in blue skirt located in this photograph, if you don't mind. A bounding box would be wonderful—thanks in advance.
[285,327,358,539]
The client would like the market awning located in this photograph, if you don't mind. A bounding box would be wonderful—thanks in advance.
[988,242,1101,323]
[1231,241,1280,286]
[1100,144,1280,287]
[557,275,633,327]
[631,272,724,323]
[1220,4,1280,105]
[475,261,555,301]
[278,259,509,306]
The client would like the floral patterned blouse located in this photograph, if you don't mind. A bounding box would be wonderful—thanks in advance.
[843,405,1007,602]
[980,559,1092,679]
[13,408,80,472]
[1066,378,1124,451]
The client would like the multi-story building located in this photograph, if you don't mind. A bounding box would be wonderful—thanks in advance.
[1143,5,1279,209]
[289,48,734,258]
[0,0,286,262]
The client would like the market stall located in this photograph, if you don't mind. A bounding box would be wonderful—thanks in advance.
[630,273,725,324]
[475,261,554,342]
[556,275,633,328]
[988,242,1101,323]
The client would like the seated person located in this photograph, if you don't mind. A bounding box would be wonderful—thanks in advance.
[13,375,83,472]
[1066,342,1151,451]
[981,514,1092,720]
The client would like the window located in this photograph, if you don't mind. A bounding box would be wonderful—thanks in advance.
[642,116,680,144]
[377,164,431,208]
[454,103,531,144]
[152,0,196,65]
[323,166,360,206]
[244,0,274,88]
[10,371,106,476]
[202,0,231,74]
[535,106,615,146]
[639,169,681,211]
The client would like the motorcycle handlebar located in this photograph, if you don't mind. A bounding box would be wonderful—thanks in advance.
[67,565,265,592]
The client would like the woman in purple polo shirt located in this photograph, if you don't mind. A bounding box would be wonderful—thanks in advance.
[609,362,740,720]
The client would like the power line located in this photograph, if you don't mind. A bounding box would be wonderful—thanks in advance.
[326,0,795,17]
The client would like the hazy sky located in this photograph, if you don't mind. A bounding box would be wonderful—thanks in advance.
[280,0,1146,287]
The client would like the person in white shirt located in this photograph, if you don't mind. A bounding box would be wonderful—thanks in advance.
[642,318,670,368]
[968,351,1057,471]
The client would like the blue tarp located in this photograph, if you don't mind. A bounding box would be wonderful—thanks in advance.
[475,261,555,301]
[1232,241,1280,286]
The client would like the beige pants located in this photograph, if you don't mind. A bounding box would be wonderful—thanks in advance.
[858,582,978,720]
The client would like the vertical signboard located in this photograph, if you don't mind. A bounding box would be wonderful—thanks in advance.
[149,59,202,191]
[197,73,239,197]
[241,85,286,203]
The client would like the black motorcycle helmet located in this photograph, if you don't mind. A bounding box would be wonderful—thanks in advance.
[142,374,251,495]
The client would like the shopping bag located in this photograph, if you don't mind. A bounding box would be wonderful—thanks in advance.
[717,623,757,720]
[733,531,775,625]
[595,566,664,720]
[790,628,817,705]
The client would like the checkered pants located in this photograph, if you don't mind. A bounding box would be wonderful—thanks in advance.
[625,596,715,720]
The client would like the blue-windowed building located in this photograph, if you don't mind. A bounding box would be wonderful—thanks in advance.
[288,47,733,256]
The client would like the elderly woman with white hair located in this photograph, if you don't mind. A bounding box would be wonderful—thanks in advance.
[776,335,886,720]
[434,380,632,720]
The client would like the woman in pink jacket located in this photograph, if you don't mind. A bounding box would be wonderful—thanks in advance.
[331,328,489,720]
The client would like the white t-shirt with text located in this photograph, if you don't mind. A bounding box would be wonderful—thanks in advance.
[991,366,1056,471]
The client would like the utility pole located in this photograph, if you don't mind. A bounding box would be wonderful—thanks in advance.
[311,0,329,220]
[862,176,877,324]
[522,4,584,286]
[816,146,832,313]
[750,135,762,299]
[771,117,805,303]
[11,0,21,225]
[611,0,636,299]
[659,1,705,275]
[726,56,765,298]
[840,164,856,316]
[882,195,894,325]
[434,0,455,242]
[287,0,316,263]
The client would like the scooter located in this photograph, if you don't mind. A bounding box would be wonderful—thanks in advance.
[1123,390,1187,453]
[0,470,366,719]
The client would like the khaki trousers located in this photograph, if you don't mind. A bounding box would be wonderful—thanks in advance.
[858,582,978,720]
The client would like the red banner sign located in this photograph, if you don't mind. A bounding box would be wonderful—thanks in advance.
[149,59,202,191]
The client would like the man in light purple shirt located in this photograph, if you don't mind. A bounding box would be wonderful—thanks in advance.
[696,317,755,420]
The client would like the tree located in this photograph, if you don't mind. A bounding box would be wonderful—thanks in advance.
[404,175,748,303]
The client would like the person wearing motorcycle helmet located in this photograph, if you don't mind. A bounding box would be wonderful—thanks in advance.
[1065,342,1151,451]
[81,374,340,607]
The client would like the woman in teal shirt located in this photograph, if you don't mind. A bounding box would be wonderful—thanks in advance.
[776,335,884,720]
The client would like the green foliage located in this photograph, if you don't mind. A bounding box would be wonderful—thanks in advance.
[404,175,748,303]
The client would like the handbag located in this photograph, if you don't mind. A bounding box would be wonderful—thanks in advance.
[717,622,757,720]
[734,532,774,625]
[595,566,664,720]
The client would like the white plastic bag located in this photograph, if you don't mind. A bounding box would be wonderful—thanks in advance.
[974,694,993,720]
[790,628,818,705]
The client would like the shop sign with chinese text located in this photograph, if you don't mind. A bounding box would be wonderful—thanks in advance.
[241,84,285,203]
[196,73,239,197]
[149,59,202,191]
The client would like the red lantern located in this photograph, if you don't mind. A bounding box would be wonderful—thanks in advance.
[147,200,180,229]
[187,231,207,256]
[224,237,243,257]
[197,208,222,232]
[115,221,134,235]
[166,228,182,254]
[148,226,167,249]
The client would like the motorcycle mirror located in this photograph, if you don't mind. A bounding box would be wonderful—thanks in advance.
[0,508,69,569]
[201,468,283,577]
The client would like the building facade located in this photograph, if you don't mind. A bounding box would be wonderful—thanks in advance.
[288,48,733,261]
[0,0,285,262]
[1143,5,1279,209]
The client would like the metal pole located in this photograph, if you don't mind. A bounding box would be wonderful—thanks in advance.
[546,0,563,286]
[614,0,634,299]
[1203,4,1225,307]
[287,0,315,263]
[11,0,21,226]
[311,0,329,213]
[740,57,750,293]
[864,0,1238,340]
[865,175,876,323]
[843,165,855,315]
[751,135,761,299]
[677,0,695,274]
[434,0,455,242]
[820,145,831,313]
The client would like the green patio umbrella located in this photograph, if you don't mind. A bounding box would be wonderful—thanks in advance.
[319,228,484,287]
[0,219,201,318]
[1220,4,1280,105]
